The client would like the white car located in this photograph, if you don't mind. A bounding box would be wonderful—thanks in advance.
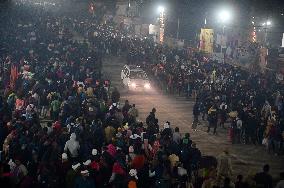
[121,65,151,91]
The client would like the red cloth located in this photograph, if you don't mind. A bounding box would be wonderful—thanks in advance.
[2,172,13,177]
[107,144,116,157]
[15,99,24,110]
[131,155,145,170]
[112,162,126,175]
[90,161,100,171]
[53,121,61,131]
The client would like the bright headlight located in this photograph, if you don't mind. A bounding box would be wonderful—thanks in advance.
[144,83,151,89]
[131,82,136,87]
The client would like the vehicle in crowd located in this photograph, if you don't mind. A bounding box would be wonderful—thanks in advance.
[121,65,151,92]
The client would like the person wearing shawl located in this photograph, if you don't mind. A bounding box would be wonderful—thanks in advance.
[104,125,116,144]
[90,149,100,171]
[106,144,117,157]
[109,151,127,188]
[131,150,146,171]
[216,149,233,184]
[57,153,71,187]
[11,157,28,185]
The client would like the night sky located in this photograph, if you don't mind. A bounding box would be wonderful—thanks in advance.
[139,0,284,45]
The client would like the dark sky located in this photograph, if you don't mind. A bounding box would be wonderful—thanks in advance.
[140,0,284,45]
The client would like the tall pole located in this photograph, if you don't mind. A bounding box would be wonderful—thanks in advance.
[159,10,165,44]
[222,25,225,64]
[177,18,179,39]
[264,27,267,45]
[265,11,268,46]
[128,0,131,17]
[204,12,207,28]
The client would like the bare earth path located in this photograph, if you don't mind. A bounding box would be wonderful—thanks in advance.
[102,56,284,178]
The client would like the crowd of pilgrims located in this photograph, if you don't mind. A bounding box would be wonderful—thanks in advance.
[0,1,284,188]
[142,47,284,152]
[143,45,284,154]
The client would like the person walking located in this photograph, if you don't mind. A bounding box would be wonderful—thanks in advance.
[207,105,218,134]
[128,104,139,123]
[192,102,200,131]
[216,149,233,185]
[111,87,120,103]
[146,108,157,126]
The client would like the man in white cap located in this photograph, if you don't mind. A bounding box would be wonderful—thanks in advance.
[64,133,80,161]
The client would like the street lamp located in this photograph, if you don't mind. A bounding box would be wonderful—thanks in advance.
[262,20,272,45]
[217,9,232,33]
[218,10,231,24]
[158,6,165,44]
[158,6,165,13]
[217,9,232,59]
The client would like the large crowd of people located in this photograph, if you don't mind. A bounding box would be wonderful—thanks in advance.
[0,1,284,188]
[117,27,284,156]
[147,45,284,155]
[119,26,284,155]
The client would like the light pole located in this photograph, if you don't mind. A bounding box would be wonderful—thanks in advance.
[218,10,231,38]
[176,17,180,39]
[204,11,208,28]
[158,6,165,44]
[262,20,271,45]
[217,10,231,61]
